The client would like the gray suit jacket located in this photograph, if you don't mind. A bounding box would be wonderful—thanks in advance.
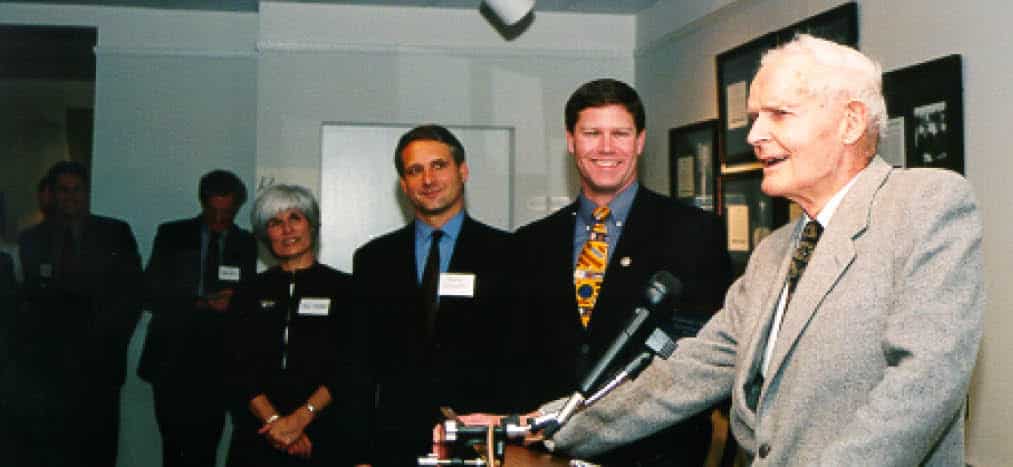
[548,157,984,466]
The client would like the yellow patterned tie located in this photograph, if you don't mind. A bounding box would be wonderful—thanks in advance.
[574,206,611,328]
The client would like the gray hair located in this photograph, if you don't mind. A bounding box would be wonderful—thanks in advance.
[250,184,321,246]
[762,34,887,137]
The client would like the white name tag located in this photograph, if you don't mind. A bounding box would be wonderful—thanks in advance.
[218,265,241,282]
[298,297,331,316]
[40,263,53,278]
[438,273,475,298]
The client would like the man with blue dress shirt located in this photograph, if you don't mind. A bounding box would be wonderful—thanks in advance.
[353,124,512,466]
[138,169,257,467]
[507,79,733,466]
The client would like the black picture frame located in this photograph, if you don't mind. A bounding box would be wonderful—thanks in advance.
[669,120,719,211]
[716,2,858,168]
[721,169,789,277]
[881,55,964,174]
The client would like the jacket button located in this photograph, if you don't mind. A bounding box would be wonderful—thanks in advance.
[580,344,590,355]
[758,443,770,458]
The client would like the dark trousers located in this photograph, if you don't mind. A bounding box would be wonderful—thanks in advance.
[79,384,123,467]
[153,382,226,467]
[6,381,122,467]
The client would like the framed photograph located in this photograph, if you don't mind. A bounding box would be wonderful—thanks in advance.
[721,169,790,277]
[716,2,858,168]
[669,120,719,211]
[881,55,964,173]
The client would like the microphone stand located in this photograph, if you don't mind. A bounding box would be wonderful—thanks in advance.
[529,326,676,435]
[423,272,682,466]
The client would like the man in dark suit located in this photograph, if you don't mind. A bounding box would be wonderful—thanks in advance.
[509,79,732,466]
[138,169,257,467]
[16,160,143,467]
[353,124,512,466]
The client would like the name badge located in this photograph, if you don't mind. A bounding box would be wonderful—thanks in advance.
[298,298,331,316]
[40,263,53,278]
[438,273,475,298]
[219,265,241,282]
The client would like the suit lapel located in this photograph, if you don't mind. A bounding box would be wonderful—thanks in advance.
[735,228,793,412]
[602,189,648,291]
[592,189,651,336]
[764,158,892,383]
[406,223,420,291]
[557,203,583,329]
[447,216,472,272]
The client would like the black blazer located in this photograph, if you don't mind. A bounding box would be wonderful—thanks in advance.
[353,214,512,464]
[17,215,143,387]
[509,187,732,465]
[138,216,257,383]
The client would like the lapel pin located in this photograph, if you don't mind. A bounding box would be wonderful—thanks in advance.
[620,256,632,267]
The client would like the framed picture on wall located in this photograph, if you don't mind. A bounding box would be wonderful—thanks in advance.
[721,169,790,277]
[716,2,858,168]
[715,32,775,167]
[881,54,964,173]
[669,120,719,211]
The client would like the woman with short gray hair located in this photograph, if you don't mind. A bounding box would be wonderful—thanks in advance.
[225,184,367,466]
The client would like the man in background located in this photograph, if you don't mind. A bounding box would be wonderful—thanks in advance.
[507,78,733,466]
[16,174,54,235]
[17,160,143,466]
[354,124,512,466]
[138,169,258,467]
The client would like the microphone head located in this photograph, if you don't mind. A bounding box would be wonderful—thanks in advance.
[645,271,682,307]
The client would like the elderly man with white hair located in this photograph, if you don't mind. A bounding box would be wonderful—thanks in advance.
[535,34,984,466]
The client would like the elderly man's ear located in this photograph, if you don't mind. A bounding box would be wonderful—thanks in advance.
[841,101,869,145]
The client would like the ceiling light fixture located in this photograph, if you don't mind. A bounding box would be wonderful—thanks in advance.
[483,0,535,26]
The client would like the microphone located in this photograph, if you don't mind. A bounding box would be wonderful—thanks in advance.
[536,271,682,436]
[577,271,681,395]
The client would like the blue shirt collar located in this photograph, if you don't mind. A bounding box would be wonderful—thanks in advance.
[414,210,465,243]
[577,181,639,224]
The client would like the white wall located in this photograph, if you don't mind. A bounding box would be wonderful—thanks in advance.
[635,0,1013,464]
[255,1,634,231]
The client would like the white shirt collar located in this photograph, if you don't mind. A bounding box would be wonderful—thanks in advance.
[804,168,865,230]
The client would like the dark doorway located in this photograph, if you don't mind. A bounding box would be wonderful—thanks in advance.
[0,25,96,243]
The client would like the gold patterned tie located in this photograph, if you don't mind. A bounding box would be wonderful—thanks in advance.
[574,206,611,328]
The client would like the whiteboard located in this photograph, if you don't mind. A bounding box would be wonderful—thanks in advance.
[319,124,513,272]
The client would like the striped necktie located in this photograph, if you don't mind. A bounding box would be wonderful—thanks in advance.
[574,206,610,328]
